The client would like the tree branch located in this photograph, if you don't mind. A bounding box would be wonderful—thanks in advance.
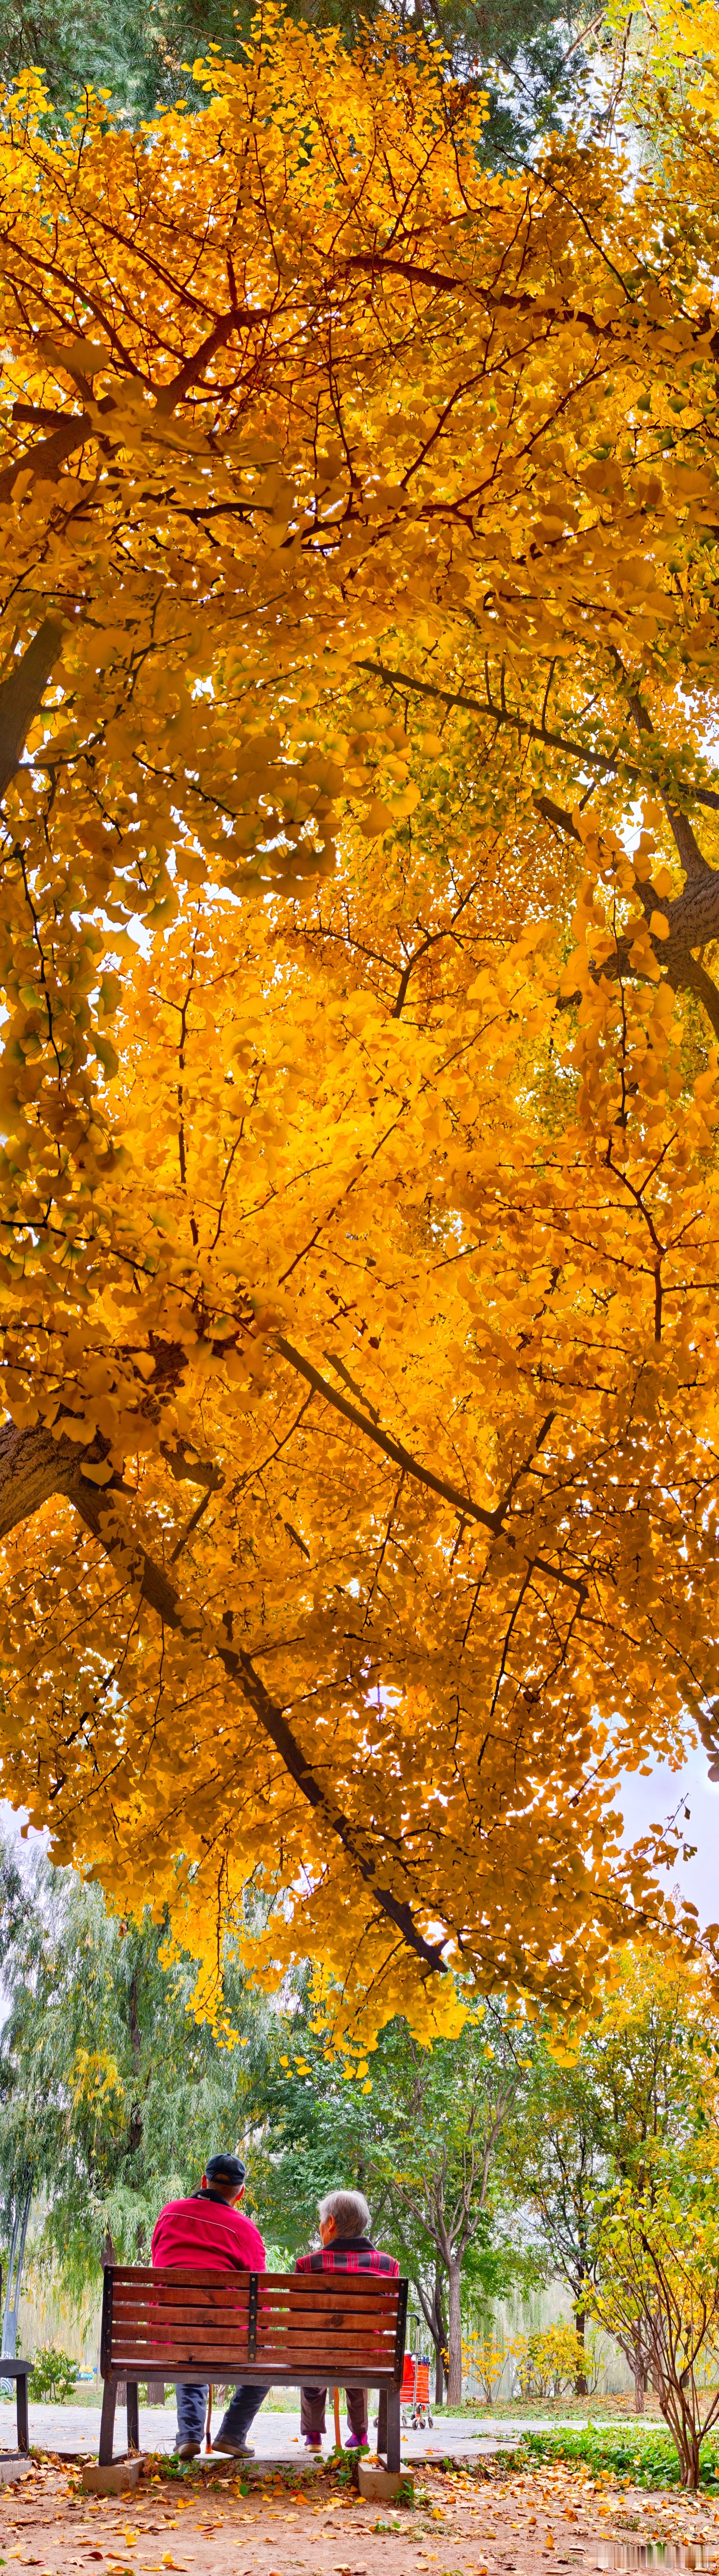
[276,1337,585,1593]
[357,657,719,817]
[0,1420,448,1984]
[0,418,93,504]
[276,1333,498,1533]
[0,619,65,802]
[154,309,270,417]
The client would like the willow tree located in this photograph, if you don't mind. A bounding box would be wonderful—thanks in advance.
[0,14,717,2036]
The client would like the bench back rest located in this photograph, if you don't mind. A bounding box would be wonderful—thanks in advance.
[101,2266,408,2389]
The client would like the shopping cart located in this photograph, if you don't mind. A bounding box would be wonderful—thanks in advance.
[412,2356,433,2428]
[400,2350,416,2427]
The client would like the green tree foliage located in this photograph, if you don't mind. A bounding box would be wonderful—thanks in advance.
[508,1953,717,2405]
[30,2343,77,2401]
[252,1988,533,2404]
[0,1830,268,2295]
[593,2170,719,2491]
[0,0,595,170]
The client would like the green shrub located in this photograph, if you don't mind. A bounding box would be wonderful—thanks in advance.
[30,2344,78,2403]
[516,2425,719,2490]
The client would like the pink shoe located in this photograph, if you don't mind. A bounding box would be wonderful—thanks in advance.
[305,2434,322,2450]
[344,2436,368,2450]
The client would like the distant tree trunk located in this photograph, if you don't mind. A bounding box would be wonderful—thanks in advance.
[446,2260,463,2408]
[433,2266,447,2406]
[627,2332,647,2414]
[615,2328,647,2414]
[128,1966,143,2153]
[574,2302,588,2397]
[1,2176,32,2366]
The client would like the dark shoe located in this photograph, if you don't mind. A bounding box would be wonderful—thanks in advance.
[175,2439,201,2459]
[211,2436,254,2456]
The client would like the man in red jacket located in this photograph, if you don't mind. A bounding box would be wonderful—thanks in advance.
[152,2152,269,2459]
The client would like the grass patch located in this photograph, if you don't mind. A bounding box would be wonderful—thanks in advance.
[516,2424,719,2489]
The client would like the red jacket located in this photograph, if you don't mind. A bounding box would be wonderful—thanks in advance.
[151,2190,265,2273]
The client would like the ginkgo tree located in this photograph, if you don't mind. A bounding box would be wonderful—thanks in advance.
[1,9,719,2037]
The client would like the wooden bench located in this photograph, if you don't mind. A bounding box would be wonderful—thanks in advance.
[99,2266,408,2472]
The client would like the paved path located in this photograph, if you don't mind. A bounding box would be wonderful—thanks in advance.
[0,2396,630,2465]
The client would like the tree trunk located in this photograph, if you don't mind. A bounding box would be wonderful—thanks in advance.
[446,2261,463,2409]
[433,2265,447,2406]
[1,2178,32,2361]
[679,2424,701,2492]
[633,2351,646,2415]
[574,2304,588,2398]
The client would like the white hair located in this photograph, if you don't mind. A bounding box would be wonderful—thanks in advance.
[318,2188,370,2237]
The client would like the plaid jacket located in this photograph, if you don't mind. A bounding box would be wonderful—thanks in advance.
[295,2232,399,2277]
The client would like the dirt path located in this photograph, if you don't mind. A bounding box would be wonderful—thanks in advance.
[2,2454,719,2576]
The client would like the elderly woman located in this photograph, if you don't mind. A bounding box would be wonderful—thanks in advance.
[295,2187,399,2452]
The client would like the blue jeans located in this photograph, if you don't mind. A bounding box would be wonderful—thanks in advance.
[175,2379,269,2450]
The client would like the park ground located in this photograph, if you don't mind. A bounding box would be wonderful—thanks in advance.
[1,2451,718,2576]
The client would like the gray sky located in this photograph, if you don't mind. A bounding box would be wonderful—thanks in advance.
[618,1748,719,1935]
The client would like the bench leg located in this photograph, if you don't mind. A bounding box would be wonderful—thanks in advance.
[99,2380,117,2466]
[377,2389,387,2458]
[16,2378,28,2455]
[126,2383,139,2453]
[385,2390,401,2474]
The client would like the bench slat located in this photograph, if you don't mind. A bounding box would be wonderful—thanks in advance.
[111,2339,399,2360]
[111,2293,397,2321]
[110,2300,397,2324]
[107,2368,400,2389]
[110,2269,399,2299]
[110,2339,397,2360]
[112,2300,250,2324]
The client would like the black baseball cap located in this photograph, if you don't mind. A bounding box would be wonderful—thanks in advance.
[205,2152,246,2187]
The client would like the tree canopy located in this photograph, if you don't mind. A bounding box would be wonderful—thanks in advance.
[0,11,718,2036]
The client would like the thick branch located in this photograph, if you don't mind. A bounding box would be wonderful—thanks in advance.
[536,794,719,1040]
[357,657,719,817]
[276,1336,584,1593]
[154,309,268,417]
[0,1415,81,1534]
[344,253,651,349]
[0,619,65,802]
[0,1419,448,1983]
[0,418,92,505]
[610,652,712,885]
[276,1334,499,1534]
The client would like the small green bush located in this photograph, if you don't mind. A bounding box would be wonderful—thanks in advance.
[517,2424,719,2490]
[30,2344,78,2403]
